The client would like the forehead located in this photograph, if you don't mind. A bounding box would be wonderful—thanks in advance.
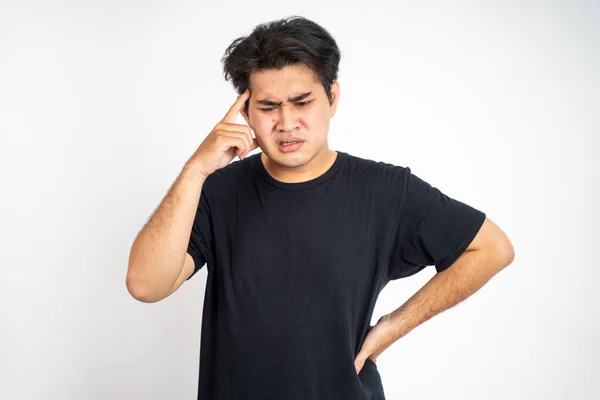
[249,64,321,98]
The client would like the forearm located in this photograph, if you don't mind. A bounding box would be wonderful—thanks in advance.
[387,248,510,340]
[127,161,206,301]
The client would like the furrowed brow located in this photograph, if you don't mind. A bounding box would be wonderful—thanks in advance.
[256,92,312,106]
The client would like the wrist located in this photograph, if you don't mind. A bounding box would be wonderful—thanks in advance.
[386,311,411,340]
[183,159,210,181]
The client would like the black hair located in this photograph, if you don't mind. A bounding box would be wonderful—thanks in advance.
[221,16,341,113]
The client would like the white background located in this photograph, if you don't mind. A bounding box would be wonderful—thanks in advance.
[1,1,597,399]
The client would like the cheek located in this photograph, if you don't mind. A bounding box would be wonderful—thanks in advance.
[249,115,273,138]
[248,111,265,127]
[305,109,329,129]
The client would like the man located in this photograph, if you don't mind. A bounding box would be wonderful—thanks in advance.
[126,16,515,400]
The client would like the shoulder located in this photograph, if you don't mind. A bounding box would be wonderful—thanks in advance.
[201,153,259,198]
[342,151,411,186]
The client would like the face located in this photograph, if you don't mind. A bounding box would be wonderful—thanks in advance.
[240,63,339,170]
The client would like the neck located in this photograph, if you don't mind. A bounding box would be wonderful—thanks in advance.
[261,146,337,184]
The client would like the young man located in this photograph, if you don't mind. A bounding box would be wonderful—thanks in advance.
[126,16,515,400]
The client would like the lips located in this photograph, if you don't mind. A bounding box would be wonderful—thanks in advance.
[278,137,304,144]
[277,140,304,153]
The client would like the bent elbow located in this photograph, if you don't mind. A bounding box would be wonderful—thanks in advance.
[497,239,515,268]
[126,275,165,303]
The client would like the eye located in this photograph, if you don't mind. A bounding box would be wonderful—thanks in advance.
[259,100,312,112]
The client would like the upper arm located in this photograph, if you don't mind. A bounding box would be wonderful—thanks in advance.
[167,253,196,296]
[186,184,212,282]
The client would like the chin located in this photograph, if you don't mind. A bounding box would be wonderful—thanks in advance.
[278,157,310,168]
[264,147,312,168]
[275,153,309,168]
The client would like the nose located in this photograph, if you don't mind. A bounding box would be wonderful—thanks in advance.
[275,104,300,132]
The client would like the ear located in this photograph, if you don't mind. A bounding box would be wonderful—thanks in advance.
[240,101,254,131]
[329,80,340,118]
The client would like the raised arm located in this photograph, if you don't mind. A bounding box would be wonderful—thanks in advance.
[126,89,257,302]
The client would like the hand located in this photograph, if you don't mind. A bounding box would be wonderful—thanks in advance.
[355,314,397,374]
[188,89,259,178]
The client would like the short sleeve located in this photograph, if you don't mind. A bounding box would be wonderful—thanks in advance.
[388,167,486,280]
[186,186,213,281]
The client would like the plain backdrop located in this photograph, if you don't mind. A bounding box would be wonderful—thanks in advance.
[1,1,597,399]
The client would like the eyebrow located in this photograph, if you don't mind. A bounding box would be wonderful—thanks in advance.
[256,92,312,106]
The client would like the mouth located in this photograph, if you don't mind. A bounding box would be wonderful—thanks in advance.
[278,137,304,145]
[280,140,302,145]
[277,138,305,153]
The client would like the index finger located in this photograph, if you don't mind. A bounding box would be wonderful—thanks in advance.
[222,89,251,123]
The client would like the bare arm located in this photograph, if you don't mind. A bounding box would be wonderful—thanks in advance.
[125,90,257,303]
[126,162,206,303]
[386,244,512,339]
[388,217,515,339]
[354,217,515,371]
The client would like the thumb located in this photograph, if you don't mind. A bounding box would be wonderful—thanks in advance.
[354,352,369,374]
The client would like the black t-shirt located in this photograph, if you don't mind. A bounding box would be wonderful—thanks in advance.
[186,150,485,400]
